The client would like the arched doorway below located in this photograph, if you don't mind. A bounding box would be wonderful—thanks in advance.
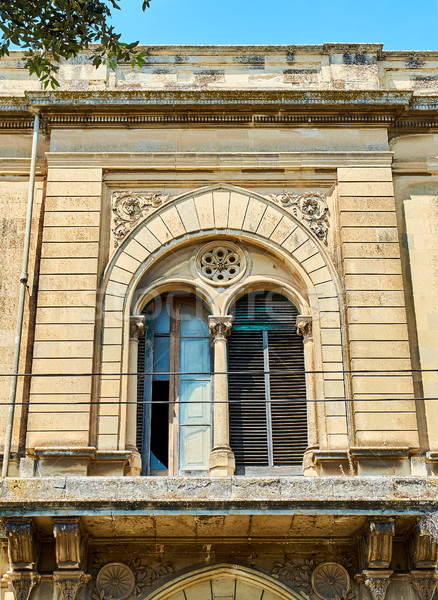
[145,565,302,600]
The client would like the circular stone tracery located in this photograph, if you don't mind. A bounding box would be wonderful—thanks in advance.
[96,563,136,600]
[196,242,246,286]
[311,562,350,600]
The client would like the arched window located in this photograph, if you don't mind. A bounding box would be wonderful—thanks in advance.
[228,292,307,474]
[137,294,213,476]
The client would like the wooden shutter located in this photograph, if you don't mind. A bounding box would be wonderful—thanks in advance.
[228,292,307,469]
[229,329,269,465]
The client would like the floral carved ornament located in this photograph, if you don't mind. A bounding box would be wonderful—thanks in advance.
[272,557,354,600]
[111,192,174,246]
[268,191,330,244]
[92,558,174,600]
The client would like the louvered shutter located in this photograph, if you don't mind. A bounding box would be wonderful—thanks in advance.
[228,292,307,470]
[136,334,145,455]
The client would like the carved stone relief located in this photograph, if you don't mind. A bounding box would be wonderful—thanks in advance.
[92,558,174,600]
[111,192,174,246]
[54,571,91,600]
[311,562,351,600]
[363,573,392,600]
[409,571,438,600]
[268,191,330,244]
[271,558,354,600]
[196,242,246,286]
[209,316,234,342]
[96,563,136,600]
[296,315,313,340]
[7,572,40,600]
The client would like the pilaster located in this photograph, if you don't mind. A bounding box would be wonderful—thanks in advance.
[337,166,419,469]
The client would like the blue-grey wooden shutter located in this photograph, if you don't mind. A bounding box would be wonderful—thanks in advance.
[228,292,307,468]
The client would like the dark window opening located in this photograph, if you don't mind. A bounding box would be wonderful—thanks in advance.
[137,294,212,476]
[151,380,169,469]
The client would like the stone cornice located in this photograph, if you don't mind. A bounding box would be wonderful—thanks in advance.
[0,90,415,112]
[45,151,394,170]
[0,477,436,516]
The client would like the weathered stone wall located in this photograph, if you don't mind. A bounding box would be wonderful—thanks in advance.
[1,45,438,95]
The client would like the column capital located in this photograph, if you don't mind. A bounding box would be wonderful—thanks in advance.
[209,315,234,342]
[6,572,40,600]
[53,571,91,600]
[129,315,145,340]
[296,315,313,340]
[409,570,438,600]
[363,570,393,600]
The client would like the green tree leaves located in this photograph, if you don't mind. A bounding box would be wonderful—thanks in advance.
[0,0,150,88]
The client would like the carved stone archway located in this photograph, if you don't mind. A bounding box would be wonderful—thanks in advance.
[144,564,303,600]
[97,184,346,455]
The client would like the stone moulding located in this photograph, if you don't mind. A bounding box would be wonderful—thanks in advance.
[268,191,329,244]
[111,192,174,246]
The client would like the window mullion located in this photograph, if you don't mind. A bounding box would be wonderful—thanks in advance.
[263,329,274,468]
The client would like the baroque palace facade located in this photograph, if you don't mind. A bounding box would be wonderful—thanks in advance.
[0,44,437,600]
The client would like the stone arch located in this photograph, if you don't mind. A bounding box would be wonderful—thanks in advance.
[143,564,303,600]
[97,184,347,455]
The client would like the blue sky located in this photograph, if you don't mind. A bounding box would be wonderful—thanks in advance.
[110,0,438,50]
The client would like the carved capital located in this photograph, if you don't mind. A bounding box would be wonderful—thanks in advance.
[296,315,313,340]
[366,520,395,569]
[208,316,234,342]
[54,571,90,600]
[129,315,145,341]
[409,571,438,600]
[7,572,40,600]
[5,519,37,570]
[363,571,392,600]
[53,518,84,569]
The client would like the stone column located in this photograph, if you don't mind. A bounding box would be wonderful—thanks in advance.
[208,316,235,476]
[126,316,145,452]
[297,315,318,476]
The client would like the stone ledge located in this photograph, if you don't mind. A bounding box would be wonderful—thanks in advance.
[0,476,437,516]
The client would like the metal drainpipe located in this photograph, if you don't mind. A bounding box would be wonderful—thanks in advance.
[2,110,40,478]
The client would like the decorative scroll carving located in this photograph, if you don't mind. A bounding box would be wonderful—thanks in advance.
[209,316,234,342]
[54,572,91,600]
[196,242,246,286]
[409,571,438,600]
[53,518,84,569]
[363,573,392,600]
[268,191,329,244]
[5,520,37,570]
[367,520,395,569]
[112,192,174,246]
[296,315,313,340]
[272,558,354,600]
[7,572,40,600]
[311,562,351,600]
[129,316,145,341]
